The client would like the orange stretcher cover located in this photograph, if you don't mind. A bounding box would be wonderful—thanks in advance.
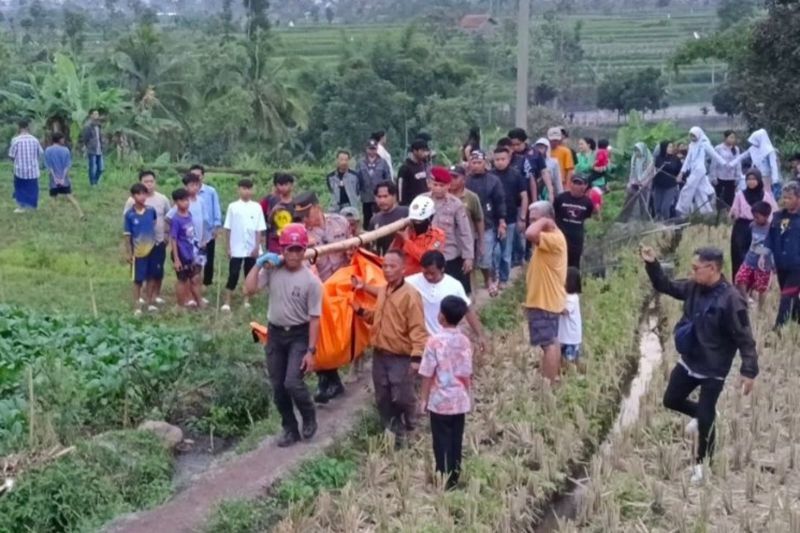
[250,248,386,371]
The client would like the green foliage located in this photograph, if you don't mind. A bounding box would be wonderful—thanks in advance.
[188,363,272,439]
[0,305,193,452]
[205,498,281,533]
[717,0,759,30]
[596,67,668,116]
[0,430,172,533]
[613,112,684,158]
[274,454,357,504]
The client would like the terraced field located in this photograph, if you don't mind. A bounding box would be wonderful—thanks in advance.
[272,9,720,104]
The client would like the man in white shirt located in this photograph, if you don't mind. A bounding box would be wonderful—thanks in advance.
[222,179,267,311]
[406,250,488,352]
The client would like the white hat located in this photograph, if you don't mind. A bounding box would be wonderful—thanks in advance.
[547,127,563,141]
[409,195,436,221]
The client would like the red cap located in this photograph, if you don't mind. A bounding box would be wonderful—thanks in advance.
[279,223,309,248]
[430,166,452,184]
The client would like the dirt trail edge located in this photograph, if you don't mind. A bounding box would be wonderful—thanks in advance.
[104,271,518,533]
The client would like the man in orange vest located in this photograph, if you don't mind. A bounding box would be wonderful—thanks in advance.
[391,194,446,276]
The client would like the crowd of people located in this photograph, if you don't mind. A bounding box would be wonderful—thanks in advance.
[8,114,800,488]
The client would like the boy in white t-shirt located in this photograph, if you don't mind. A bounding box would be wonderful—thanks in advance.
[222,179,267,311]
[558,267,583,364]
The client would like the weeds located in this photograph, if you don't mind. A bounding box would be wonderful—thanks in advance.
[0,430,171,533]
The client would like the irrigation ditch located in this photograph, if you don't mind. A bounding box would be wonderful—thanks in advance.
[533,223,683,531]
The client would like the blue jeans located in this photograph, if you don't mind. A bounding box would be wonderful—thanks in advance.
[88,154,104,185]
[493,223,516,283]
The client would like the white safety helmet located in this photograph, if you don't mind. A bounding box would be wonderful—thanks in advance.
[409,195,436,221]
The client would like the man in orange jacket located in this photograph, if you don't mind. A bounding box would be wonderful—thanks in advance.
[391,194,446,276]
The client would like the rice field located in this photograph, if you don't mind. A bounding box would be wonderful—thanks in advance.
[566,225,800,532]
[206,246,652,531]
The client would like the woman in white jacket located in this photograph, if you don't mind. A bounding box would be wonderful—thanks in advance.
[676,126,727,216]
[729,129,781,196]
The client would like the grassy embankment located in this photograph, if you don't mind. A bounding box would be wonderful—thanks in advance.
[205,232,658,531]
[0,162,332,531]
[570,225,800,532]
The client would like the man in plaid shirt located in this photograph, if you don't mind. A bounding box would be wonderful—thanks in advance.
[8,119,44,212]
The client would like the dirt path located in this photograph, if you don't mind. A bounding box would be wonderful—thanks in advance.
[103,273,517,533]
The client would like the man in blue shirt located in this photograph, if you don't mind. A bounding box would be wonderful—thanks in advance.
[44,132,84,218]
[190,164,222,289]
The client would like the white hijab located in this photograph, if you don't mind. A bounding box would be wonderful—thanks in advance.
[685,126,712,169]
[748,129,776,163]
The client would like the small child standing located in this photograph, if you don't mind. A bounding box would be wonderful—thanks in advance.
[222,179,266,311]
[123,183,158,315]
[735,201,774,310]
[591,139,611,189]
[44,132,84,218]
[418,295,473,490]
[170,188,202,308]
[558,267,583,364]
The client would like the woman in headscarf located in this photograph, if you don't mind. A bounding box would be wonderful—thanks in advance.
[729,129,781,198]
[652,140,683,220]
[728,168,778,278]
[676,127,726,216]
[619,142,654,221]
[709,130,743,211]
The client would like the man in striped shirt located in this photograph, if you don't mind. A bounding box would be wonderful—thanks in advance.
[8,119,43,212]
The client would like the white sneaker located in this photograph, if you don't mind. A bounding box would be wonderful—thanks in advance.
[13,208,26,214]
[243,300,252,309]
[154,297,165,305]
[685,418,699,436]
[138,298,146,304]
[201,298,210,306]
[133,309,143,317]
[185,300,198,308]
[690,464,704,484]
[147,305,158,312]
[221,304,231,312]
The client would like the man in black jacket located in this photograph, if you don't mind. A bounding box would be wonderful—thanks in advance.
[641,245,757,484]
[466,150,507,295]
[397,139,431,207]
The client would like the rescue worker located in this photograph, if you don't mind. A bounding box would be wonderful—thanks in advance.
[244,223,322,447]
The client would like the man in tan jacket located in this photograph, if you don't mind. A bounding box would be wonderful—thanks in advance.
[354,249,428,445]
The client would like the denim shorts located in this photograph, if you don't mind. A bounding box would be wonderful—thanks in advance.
[561,344,581,362]
[478,228,498,270]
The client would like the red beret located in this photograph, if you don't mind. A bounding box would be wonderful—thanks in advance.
[430,166,452,184]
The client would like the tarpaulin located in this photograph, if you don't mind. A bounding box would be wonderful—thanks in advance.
[250,248,385,371]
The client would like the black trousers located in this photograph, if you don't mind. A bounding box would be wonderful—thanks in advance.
[362,202,375,230]
[776,269,800,328]
[662,364,724,463]
[316,368,343,392]
[203,238,216,286]
[226,257,256,291]
[445,256,472,295]
[430,412,465,488]
[266,325,315,434]
[715,180,737,212]
[730,218,752,279]
[566,237,584,270]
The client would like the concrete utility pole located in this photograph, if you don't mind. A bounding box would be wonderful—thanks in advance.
[515,0,531,128]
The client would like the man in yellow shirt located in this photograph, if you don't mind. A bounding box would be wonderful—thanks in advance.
[548,127,575,190]
[524,200,568,382]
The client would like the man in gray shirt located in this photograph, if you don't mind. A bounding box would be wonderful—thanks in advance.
[80,109,104,186]
[245,223,323,447]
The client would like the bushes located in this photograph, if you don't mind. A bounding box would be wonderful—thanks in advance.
[0,430,172,533]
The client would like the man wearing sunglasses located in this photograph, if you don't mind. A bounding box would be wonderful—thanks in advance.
[640,245,758,484]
